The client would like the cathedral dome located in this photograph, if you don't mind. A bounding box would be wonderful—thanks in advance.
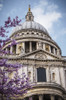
[12,21,49,36]
[11,5,49,37]
[3,5,61,58]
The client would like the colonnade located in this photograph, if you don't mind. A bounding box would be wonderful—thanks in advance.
[4,41,60,55]
[24,95,62,100]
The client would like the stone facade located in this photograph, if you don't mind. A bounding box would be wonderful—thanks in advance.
[1,6,66,100]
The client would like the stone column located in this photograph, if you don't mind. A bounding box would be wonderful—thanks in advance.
[57,49,60,56]
[39,95,43,100]
[49,45,51,53]
[23,42,25,53]
[43,43,45,50]
[21,42,25,54]
[38,42,42,49]
[10,46,13,54]
[30,42,32,52]
[51,95,55,100]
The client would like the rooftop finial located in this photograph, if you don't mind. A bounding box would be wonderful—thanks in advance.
[29,5,31,11]
[25,5,34,21]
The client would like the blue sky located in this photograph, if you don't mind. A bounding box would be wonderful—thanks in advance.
[0,0,66,56]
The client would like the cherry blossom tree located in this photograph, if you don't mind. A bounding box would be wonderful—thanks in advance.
[0,17,33,100]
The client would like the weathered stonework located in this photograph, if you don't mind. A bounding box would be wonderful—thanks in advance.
[1,6,66,100]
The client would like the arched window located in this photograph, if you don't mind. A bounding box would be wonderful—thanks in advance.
[52,72,55,81]
[37,68,46,82]
[12,45,16,54]
[7,47,10,54]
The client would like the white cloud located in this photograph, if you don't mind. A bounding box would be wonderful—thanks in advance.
[7,9,17,17]
[32,0,62,33]
[0,3,3,11]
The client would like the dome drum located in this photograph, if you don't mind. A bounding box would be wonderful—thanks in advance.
[3,39,61,58]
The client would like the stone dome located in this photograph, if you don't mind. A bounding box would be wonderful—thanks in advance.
[11,6,49,37]
[4,5,61,58]
[12,21,49,35]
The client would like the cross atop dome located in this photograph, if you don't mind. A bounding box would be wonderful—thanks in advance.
[25,5,34,21]
[28,5,31,12]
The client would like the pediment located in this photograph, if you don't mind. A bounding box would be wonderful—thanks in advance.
[21,50,60,60]
[34,52,47,60]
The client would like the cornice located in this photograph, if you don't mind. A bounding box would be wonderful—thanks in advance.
[33,82,66,93]
[10,28,50,38]
[0,49,61,60]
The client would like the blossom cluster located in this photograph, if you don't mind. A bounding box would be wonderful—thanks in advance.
[0,16,33,100]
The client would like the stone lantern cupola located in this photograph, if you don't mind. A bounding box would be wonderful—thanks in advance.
[25,5,34,21]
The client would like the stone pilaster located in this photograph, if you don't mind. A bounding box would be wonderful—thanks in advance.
[30,42,32,52]
[46,67,50,82]
[21,42,25,54]
[57,49,60,56]
[43,43,45,50]
[49,45,51,53]
[39,95,43,100]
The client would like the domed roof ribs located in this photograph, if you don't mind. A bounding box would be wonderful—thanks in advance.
[25,5,34,21]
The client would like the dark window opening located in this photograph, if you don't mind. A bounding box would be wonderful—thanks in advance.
[29,16,31,20]
[37,68,46,82]
[32,42,36,51]
[33,95,39,100]
[37,33,39,35]
[12,45,16,54]
[55,48,57,55]
[27,33,29,34]
[52,73,55,81]
[44,94,50,100]
[25,42,29,53]
[7,47,10,54]
[51,46,54,53]
[32,33,34,35]
[4,48,6,52]
[22,33,24,35]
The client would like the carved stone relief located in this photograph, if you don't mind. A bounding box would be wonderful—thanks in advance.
[34,52,47,60]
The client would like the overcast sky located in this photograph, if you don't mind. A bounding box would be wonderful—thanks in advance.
[0,0,66,56]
